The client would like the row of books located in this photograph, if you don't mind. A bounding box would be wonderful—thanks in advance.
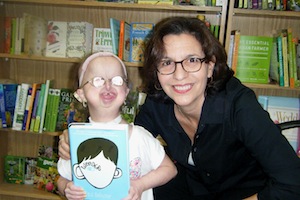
[87,0,223,6]
[4,146,59,194]
[227,28,300,88]
[258,95,300,157]
[4,13,93,58]
[234,0,300,11]
[0,81,88,133]
[0,80,144,132]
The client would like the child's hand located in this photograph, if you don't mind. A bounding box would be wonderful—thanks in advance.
[64,181,86,200]
[122,179,144,200]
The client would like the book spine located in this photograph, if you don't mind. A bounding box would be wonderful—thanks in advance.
[25,83,41,131]
[0,84,6,128]
[44,88,54,132]
[277,35,284,87]
[281,29,289,87]
[227,30,236,68]
[10,17,17,54]
[22,86,32,130]
[4,17,12,54]
[12,83,30,130]
[33,84,46,132]
[231,30,241,73]
[118,20,125,60]
[39,80,52,133]
[50,89,61,132]
[110,18,120,56]
[30,90,40,132]
[0,84,18,128]
[287,28,295,88]
[123,22,131,62]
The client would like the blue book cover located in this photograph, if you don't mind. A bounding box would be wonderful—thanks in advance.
[68,123,130,200]
[258,95,300,154]
[0,84,18,128]
[109,18,120,55]
[129,22,154,62]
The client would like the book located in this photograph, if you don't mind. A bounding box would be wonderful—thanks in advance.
[33,84,46,132]
[45,21,68,58]
[24,157,37,185]
[4,16,12,54]
[29,90,40,131]
[118,20,131,62]
[10,17,17,54]
[34,145,59,194]
[258,95,300,155]
[22,86,32,130]
[44,88,61,132]
[24,83,42,131]
[121,90,139,123]
[129,22,154,62]
[281,29,289,87]
[235,35,273,84]
[4,155,25,184]
[14,17,25,55]
[12,83,31,130]
[23,13,48,56]
[39,80,53,133]
[92,28,113,53]
[110,18,121,56]
[277,33,285,86]
[269,34,279,83]
[287,28,296,88]
[55,88,89,131]
[231,30,241,74]
[0,84,18,128]
[66,22,93,58]
[227,30,236,68]
[68,123,130,200]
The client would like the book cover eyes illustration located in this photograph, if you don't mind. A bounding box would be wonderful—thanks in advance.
[69,123,130,200]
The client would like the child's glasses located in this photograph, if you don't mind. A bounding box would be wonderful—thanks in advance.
[81,76,127,88]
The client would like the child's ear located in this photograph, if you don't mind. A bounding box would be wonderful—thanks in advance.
[74,89,87,107]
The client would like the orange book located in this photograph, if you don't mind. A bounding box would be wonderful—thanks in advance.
[118,20,125,60]
[231,30,240,74]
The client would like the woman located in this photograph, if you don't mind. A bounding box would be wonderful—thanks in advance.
[134,17,300,200]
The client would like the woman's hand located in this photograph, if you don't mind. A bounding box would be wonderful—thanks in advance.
[64,181,86,200]
[58,129,71,160]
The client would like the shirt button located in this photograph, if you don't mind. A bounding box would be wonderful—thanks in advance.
[206,172,210,177]
[193,147,197,152]
[195,135,199,139]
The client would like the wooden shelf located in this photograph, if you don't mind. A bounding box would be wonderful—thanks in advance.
[0,183,64,200]
[0,53,143,67]
[232,8,300,17]
[1,0,223,12]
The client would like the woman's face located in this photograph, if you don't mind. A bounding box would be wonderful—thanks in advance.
[79,57,129,114]
[157,33,214,108]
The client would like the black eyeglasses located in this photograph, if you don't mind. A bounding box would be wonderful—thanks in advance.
[157,57,206,75]
[81,76,127,88]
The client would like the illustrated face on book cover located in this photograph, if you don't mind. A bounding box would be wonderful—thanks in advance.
[73,138,122,189]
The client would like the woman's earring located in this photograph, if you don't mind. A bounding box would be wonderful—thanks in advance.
[154,83,162,90]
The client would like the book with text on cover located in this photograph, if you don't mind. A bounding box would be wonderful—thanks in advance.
[235,35,273,84]
[258,95,300,156]
[69,123,130,200]
[92,28,113,53]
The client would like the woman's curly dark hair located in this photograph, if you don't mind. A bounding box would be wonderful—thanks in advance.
[141,16,234,103]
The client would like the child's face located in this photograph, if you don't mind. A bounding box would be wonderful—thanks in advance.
[79,57,129,115]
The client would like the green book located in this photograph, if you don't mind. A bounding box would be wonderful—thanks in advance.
[235,35,273,84]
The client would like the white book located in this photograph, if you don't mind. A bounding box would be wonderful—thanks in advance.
[92,28,113,53]
[66,22,93,58]
[12,83,31,130]
[45,21,68,58]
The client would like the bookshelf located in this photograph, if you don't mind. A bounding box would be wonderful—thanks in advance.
[0,0,228,199]
[225,0,300,98]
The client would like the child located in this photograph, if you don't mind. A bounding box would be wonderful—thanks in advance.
[57,52,177,200]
